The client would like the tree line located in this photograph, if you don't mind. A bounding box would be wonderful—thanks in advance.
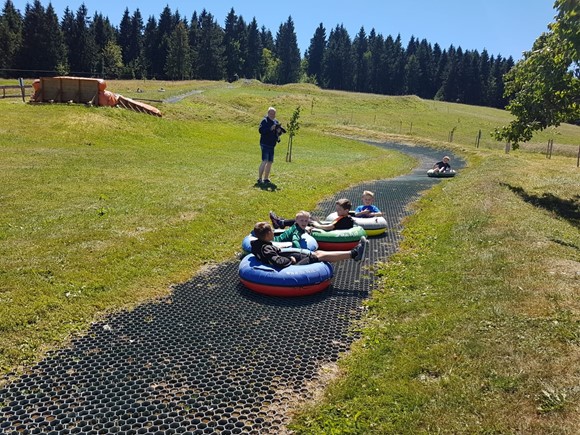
[0,0,515,108]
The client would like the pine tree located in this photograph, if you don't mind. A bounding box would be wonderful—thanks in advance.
[91,12,116,54]
[385,34,405,94]
[275,16,300,84]
[479,49,492,106]
[64,4,97,75]
[197,9,224,80]
[416,39,434,98]
[352,27,370,92]
[305,23,326,82]
[43,3,67,74]
[322,24,353,90]
[142,16,157,78]
[126,9,144,78]
[223,8,242,81]
[188,11,200,78]
[404,54,420,95]
[260,26,274,52]
[153,5,174,79]
[368,29,387,94]
[0,0,22,77]
[18,0,66,76]
[244,17,262,79]
[235,16,248,78]
[118,8,131,63]
[437,45,462,102]
[165,21,191,80]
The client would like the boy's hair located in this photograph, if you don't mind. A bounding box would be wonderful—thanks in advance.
[362,190,375,198]
[335,198,352,211]
[295,210,311,219]
[253,221,273,240]
[443,156,450,161]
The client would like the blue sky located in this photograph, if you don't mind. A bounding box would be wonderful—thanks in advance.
[11,0,556,60]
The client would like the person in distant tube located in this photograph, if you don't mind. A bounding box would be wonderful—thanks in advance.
[433,156,452,173]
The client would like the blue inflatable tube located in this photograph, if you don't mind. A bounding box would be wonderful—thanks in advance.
[239,252,333,297]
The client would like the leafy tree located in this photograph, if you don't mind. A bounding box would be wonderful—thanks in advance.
[101,40,123,78]
[494,0,579,147]
[275,16,300,84]
[165,21,191,80]
[0,0,22,77]
[285,105,301,162]
[260,48,279,83]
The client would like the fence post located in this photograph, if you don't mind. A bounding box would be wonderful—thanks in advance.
[18,78,26,102]
[448,127,456,143]
[409,122,413,135]
[505,142,510,154]
[546,139,554,159]
[475,129,481,148]
[577,145,579,168]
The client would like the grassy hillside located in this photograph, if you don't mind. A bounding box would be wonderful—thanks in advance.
[1,79,579,432]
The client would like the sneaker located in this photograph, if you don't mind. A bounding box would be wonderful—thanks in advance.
[352,236,368,261]
[257,178,263,184]
[269,211,283,229]
[264,179,271,184]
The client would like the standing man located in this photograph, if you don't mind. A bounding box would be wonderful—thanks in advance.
[257,107,282,185]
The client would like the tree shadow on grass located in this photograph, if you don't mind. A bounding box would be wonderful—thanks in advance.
[502,183,580,228]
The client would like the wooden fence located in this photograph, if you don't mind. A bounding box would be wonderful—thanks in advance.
[0,79,31,101]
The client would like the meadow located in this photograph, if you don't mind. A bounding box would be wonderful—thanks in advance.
[1,79,579,433]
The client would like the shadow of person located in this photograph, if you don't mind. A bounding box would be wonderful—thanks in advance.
[254,181,278,191]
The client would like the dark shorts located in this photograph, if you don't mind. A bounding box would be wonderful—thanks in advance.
[289,252,320,265]
[260,144,275,162]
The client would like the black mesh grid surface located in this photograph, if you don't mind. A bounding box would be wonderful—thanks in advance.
[0,143,463,434]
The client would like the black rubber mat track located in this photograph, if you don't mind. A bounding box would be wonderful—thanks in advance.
[0,143,463,434]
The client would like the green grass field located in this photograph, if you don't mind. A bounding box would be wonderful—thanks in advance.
[1,79,579,433]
